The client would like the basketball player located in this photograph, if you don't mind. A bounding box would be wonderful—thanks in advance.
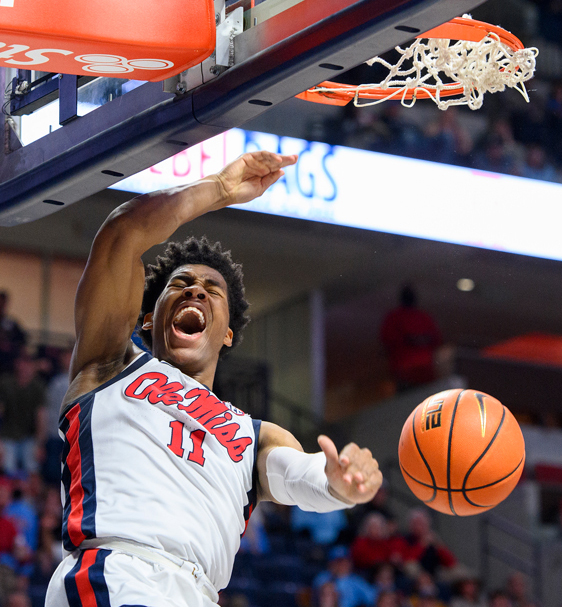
[46,150,383,607]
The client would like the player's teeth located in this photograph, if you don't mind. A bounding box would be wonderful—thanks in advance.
[173,306,205,326]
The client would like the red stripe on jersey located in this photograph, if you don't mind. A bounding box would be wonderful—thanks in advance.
[243,503,254,535]
[75,549,99,607]
[66,404,86,547]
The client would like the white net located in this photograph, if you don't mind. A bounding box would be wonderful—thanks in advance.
[312,29,538,110]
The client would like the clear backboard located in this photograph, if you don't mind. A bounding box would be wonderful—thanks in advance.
[0,0,487,226]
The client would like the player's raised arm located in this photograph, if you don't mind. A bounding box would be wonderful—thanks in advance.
[256,421,383,510]
[71,151,298,384]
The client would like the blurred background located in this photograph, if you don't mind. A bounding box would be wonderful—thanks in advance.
[2,0,562,605]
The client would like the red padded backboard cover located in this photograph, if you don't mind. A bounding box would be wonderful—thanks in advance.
[0,0,215,81]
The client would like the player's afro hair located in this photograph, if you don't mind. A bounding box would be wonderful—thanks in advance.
[137,236,249,357]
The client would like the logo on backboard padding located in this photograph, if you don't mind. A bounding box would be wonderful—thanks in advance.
[75,54,174,74]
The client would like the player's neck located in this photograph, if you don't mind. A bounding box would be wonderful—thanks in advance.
[159,355,216,390]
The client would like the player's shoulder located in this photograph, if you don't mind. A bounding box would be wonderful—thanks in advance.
[62,342,149,410]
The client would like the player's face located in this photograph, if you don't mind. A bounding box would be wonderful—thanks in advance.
[144,264,233,381]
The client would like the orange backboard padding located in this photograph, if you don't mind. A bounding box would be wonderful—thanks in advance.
[0,0,215,82]
[483,333,562,367]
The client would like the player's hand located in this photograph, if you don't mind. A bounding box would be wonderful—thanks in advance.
[318,434,383,505]
[211,151,298,207]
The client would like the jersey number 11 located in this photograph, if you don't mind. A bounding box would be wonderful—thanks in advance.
[167,421,206,466]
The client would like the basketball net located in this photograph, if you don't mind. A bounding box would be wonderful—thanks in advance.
[296,16,539,110]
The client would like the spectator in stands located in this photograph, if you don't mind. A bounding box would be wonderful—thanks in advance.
[5,592,31,607]
[488,118,526,168]
[412,594,446,607]
[0,477,31,583]
[0,292,26,376]
[488,590,513,607]
[520,143,559,182]
[472,133,519,176]
[379,285,442,390]
[345,107,394,152]
[351,512,408,577]
[346,479,393,543]
[375,590,400,607]
[42,347,72,485]
[420,108,474,167]
[27,546,58,607]
[380,104,424,159]
[316,580,340,607]
[409,571,448,607]
[504,572,535,607]
[33,346,59,385]
[5,476,39,556]
[313,545,378,607]
[373,564,397,594]
[0,353,46,475]
[450,576,487,607]
[0,479,18,561]
[351,513,389,573]
[402,509,457,580]
[37,486,63,564]
[512,97,550,149]
[291,507,348,546]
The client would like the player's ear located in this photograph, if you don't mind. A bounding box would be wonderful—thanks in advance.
[223,328,233,348]
[142,313,154,330]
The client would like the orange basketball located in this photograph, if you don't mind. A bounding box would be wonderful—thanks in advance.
[398,389,525,516]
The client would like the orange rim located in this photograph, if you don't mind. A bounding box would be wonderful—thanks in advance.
[296,82,468,104]
[296,17,525,106]
[419,16,524,50]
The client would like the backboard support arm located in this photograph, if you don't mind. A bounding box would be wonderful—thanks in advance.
[0,0,487,226]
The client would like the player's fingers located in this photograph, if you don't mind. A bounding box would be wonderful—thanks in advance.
[318,435,340,465]
[278,154,299,168]
[244,151,296,175]
[337,442,362,484]
[260,169,284,190]
[318,435,349,480]
[357,463,383,495]
[250,151,297,168]
[366,468,384,495]
[344,448,379,489]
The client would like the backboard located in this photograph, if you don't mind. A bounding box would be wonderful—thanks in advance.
[0,0,487,226]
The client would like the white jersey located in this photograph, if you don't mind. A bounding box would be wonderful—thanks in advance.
[59,353,261,592]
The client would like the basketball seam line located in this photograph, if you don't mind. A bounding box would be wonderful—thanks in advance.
[412,406,437,503]
[400,455,524,495]
[447,390,465,516]
[461,406,506,507]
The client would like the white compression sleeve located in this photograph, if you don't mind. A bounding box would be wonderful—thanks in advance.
[265,446,354,512]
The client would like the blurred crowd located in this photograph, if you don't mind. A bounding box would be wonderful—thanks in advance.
[0,290,70,607]
[0,282,537,607]
[225,483,537,607]
[306,77,562,185]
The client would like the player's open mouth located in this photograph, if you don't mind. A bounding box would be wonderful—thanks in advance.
[172,306,206,337]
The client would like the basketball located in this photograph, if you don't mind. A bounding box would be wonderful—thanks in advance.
[398,389,525,516]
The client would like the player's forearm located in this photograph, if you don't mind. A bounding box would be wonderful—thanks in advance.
[104,176,225,253]
[265,447,354,512]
